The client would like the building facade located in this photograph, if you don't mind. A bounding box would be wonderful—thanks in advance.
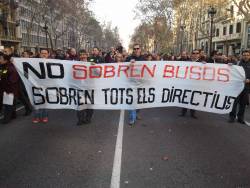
[197,1,249,56]
[18,0,72,52]
[16,0,93,52]
[173,0,250,56]
[0,0,21,52]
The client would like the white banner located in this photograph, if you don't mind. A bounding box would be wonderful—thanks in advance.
[13,58,246,114]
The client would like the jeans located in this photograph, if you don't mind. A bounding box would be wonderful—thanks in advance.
[33,109,48,119]
[129,110,136,122]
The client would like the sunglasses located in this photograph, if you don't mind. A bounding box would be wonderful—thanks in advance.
[133,48,140,50]
[192,52,199,54]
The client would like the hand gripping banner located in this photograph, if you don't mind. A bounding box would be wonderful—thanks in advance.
[13,58,245,114]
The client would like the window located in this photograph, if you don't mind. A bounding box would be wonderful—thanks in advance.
[229,25,233,34]
[22,33,28,44]
[236,22,241,33]
[248,26,250,48]
[229,5,234,17]
[216,28,220,37]
[223,26,227,35]
[21,20,25,30]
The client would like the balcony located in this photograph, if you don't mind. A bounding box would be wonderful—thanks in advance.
[0,34,20,42]
[0,27,21,42]
[213,32,242,43]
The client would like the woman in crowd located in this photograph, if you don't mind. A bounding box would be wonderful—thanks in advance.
[32,49,50,123]
[0,53,20,124]
[114,53,124,63]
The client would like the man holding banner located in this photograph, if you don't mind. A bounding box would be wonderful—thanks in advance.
[126,43,145,126]
[32,49,50,124]
[180,49,202,119]
[229,50,250,124]
[12,49,246,125]
[76,47,105,126]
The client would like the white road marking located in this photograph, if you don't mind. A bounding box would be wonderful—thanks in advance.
[245,121,250,127]
[110,110,125,188]
[0,106,25,120]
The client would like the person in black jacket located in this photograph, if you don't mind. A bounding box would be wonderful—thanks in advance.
[76,47,104,126]
[0,53,20,124]
[178,51,190,61]
[228,50,250,124]
[0,55,3,114]
[66,48,79,61]
[179,49,201,119]
[88,47,104,64]
[105,47,116,63]
[4,49,32,116]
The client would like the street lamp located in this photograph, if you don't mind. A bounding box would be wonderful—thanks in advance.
[180,22,186,54]
[208,6,217,57]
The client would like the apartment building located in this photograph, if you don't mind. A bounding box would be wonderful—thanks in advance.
[0,0,21,52]
[197,1,249,55]
[173,0,249,56]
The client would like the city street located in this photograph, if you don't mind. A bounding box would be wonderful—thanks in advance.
[0,107,250,188]
[1,0,250,187]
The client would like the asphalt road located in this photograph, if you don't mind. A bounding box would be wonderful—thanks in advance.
[0,107,250,188]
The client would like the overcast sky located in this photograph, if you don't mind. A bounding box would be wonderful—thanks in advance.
[90,0,140,50]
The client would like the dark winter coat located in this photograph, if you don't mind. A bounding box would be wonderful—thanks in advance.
[0,62,20,97]
[88,55,104,64]
[126,55,145,62]
[239,59,250,93]
[66,54,79,61]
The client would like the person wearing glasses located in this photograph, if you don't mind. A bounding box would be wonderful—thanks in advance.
[126,44,145,126]
[228,50,250,124]
[179,49,201,119]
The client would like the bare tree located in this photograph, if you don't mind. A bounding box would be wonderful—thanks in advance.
[19,0,121,51]
[232,0,250,20]
[133,0,174,53]
[102,22,121,50]
[135,0,174,28]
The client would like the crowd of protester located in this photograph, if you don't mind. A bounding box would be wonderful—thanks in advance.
[0,45,249,126]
